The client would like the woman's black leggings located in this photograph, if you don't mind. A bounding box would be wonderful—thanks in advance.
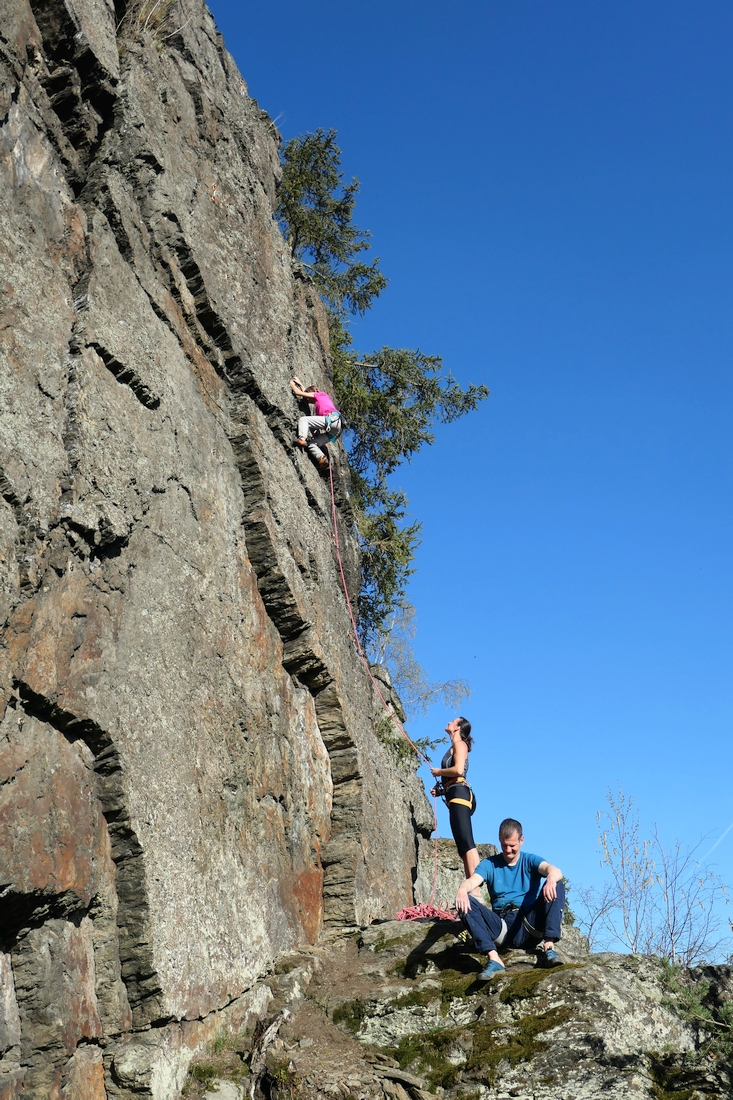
[446,783,477,858]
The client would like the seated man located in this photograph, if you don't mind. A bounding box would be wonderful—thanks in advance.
[455,817,566,980]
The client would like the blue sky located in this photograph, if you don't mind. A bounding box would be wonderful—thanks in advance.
[207,1,733,917]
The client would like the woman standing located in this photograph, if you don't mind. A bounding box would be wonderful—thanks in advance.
[430,717,480,885]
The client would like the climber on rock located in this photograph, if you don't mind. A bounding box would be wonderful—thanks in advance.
[430,717,481,895]
[290,377,342,472]
[454,817,566,980]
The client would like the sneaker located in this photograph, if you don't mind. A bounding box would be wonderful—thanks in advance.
[535,944,563,968]
[477,960,506,981]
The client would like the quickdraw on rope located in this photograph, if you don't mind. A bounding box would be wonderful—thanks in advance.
[327,460,443,913]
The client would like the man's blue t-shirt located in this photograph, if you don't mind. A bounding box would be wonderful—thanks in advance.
[476,851,545,910]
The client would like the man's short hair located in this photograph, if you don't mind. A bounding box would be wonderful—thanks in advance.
[499,817,523,840]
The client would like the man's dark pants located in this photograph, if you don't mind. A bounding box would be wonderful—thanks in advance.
[462,881,566,954]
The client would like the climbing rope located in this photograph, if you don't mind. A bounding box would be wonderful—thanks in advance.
[395,902,458,921]
[327,459,442,909]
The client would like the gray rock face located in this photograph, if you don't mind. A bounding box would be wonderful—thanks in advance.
[415,838,499,908]
[0,0,432,1093]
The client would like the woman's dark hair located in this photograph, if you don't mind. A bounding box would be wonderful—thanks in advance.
[457,717,473,751]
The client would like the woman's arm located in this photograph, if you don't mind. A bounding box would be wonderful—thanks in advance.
[290,378,313,400]
[429,741,467,780]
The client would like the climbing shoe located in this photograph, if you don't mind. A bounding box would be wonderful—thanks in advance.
[455,927,474,948]
[317,456,329,472]
[296,437,307,447]
[477,960,505,981]
[535,945,563,968]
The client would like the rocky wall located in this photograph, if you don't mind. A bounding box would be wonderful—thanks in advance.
[0,0,433,1094]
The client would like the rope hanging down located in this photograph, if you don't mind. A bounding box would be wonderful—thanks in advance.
[327,460,441,908]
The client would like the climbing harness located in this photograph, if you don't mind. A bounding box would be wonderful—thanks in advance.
[447,794,474,810]
[324,411,342,442]
[326,459,442,911]
[443,776,474,811]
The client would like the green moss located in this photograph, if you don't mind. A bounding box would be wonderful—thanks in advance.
[189,1062,219,1084]
[386,966,480,1018]
[266,1056,301,1099]
[333,998,368,1034]
[391,988,441,1010]
[274,958,299,975]
[440,967,479,1004]
[368,933,416,954]
[648,1057,696,1100]
[498,963,582,1004]
[387,1026,465,1090]
[183,1028,251,1098]
[469,1006,573,1084]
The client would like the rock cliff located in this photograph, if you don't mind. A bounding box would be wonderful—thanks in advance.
[181,917,733,1100]
[0,0,434,1094]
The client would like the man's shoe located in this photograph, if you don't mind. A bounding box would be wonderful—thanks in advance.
[477,960,506,981]
[535,944,563,968]
[296,438,307,447]
[317,456,329,471]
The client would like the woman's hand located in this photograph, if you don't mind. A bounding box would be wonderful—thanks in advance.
[430,766,441,777]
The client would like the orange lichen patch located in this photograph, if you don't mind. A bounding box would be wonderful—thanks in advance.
[62,1045,107,1100]
[59,920,104,1054]
[4,597,34,665]
[292,866,324,944]
[0,722,108,904]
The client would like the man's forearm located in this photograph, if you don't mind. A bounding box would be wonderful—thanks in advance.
[455,873,483,912]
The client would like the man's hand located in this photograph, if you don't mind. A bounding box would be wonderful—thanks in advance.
[455,888,471,915]
[542,877,557,902]
[455,872,483,914]
[540,864,562,902]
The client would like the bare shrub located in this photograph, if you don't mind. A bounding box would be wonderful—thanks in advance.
[577,787,731,964]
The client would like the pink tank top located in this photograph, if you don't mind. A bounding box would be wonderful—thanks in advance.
[313,391,337,416]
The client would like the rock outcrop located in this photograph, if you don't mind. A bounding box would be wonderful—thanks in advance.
[0,0,433,1094]
[183,921,732,1100]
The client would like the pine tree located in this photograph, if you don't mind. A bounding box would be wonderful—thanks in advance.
[277,129,489,653]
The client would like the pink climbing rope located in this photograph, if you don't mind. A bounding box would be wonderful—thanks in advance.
[327,460,441,908]
[395,902,458,921]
